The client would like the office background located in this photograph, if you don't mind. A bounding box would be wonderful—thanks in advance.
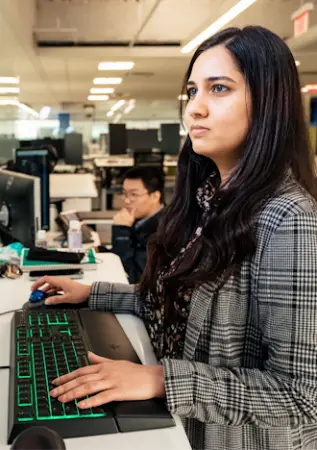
[0,0,315,145]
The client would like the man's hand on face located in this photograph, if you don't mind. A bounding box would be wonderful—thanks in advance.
[113,208,136,227]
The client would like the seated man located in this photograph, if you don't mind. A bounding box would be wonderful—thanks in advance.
[112,166,164,284]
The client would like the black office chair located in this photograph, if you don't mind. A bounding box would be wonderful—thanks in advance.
[133,150,165,169]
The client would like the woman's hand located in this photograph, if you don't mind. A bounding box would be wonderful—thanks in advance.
[50,352,166,408]
[31,275,91,305]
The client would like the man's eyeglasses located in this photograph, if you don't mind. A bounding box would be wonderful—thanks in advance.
[119,191,152,202]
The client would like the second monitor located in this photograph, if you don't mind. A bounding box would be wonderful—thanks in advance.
[15,148,50,230]
[0,170,41,247]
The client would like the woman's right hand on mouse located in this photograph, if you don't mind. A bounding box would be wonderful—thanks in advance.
[31,276,91,305]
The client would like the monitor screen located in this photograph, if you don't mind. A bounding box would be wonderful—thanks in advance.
[160,124,180,156]
[109,124,127,155]
[64,133,83,165]
[19,138,64,160]
[0,170,41,247]
[127,129,159,150]
[15,149,50,230]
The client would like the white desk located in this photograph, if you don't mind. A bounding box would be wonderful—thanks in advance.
[46,230,101,249]
[94,156,178,169]
[83,153,106,161]
[50,173,98,212]
[50,174,98,199]
[94,157,133,168]
[0,253,190,450]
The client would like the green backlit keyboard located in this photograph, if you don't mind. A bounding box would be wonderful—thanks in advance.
[8,308,175,444]
[8,309,117,443]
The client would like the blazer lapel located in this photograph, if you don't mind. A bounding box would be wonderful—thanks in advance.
[184,276,224,360]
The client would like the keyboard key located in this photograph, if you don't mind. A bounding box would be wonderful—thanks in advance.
[17,406,34,419]
[51,404,64,416]
[38,407,50,417]
[64,403,78,415]
[79,355,89,367]
[79,408,93,415]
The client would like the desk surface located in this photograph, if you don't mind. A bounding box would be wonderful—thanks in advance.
[50,173,98,199]
[0,253,190,450]
[94,156,178,168]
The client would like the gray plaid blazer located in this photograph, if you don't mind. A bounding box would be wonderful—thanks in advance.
[89,178,317,450]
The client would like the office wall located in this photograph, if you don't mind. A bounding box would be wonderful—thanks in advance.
[0,119,184,145]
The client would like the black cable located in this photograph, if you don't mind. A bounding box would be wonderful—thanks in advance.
[0,366,9,369]
[0,308,19,317]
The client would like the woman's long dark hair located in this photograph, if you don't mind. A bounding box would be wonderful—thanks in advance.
[140,26,316,306]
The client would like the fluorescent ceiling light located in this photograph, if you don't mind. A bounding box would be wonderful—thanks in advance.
[98,62,134,71]
[107,111,114,117]
[295,60,301,67]
[123,103,135,114]
[39,106,51,119]
[178,94,188,100]
[181,0,258,53]
[0,99,39,117]
[19,103,40,118]
[113,113,122,124]
[111,99,126,112]
[93,77,122,85]
[87,95,109,101]
[0,87,20,94]
[90,87,114,94]
[123,98,136,114]
[0,77,19,84]
[0,99,19,105]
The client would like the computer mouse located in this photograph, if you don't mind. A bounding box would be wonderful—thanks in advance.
[29,289,46,303]
[23,291,62,310]
[23,292,88,311]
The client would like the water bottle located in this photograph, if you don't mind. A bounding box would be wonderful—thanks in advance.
[35,230,47,249]
[67,220,83,251]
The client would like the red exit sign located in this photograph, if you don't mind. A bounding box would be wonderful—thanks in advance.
[292,2,314,37]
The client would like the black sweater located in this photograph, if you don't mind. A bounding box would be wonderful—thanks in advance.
[111,208,163,284]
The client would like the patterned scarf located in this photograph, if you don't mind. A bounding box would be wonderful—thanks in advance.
[144,171,219,360]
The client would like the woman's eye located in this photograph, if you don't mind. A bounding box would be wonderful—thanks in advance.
[187,87,197,99]
[212,84,228,93]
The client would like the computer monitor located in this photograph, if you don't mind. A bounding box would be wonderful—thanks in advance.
[109,124,127,155]
[15,148,50,230]
[127,129,159,150]
[20,138,64,160]
[64,133,83,165]
[0,169,41,247]
[0,138,18,164]
[160,124,180,156]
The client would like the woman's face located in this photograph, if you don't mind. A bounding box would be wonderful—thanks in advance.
[184,45,251,172]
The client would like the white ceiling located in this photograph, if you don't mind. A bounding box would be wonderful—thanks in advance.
[0,0,316,121]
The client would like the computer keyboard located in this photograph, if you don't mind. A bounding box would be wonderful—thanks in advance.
[8,308,175,443]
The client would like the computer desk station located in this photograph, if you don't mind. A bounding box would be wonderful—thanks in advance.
[0,171,190,450]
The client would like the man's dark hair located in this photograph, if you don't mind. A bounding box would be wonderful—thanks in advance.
[123,165,164,200]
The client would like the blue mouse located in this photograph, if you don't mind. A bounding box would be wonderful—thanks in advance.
[29,290,47,303]
[24,291,74,311]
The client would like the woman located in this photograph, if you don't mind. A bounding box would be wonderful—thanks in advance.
[33,26,317,450]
